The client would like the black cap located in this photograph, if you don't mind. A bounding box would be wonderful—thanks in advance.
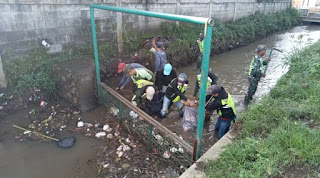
[206,85,222,95]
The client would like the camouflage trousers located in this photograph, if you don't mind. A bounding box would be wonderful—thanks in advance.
[196,54,202,69]
[246,75,261,99]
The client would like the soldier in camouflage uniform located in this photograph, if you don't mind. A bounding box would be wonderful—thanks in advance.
[244,45,270,104]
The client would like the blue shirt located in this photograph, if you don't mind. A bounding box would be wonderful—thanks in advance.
[118,63,145,88]
[155,50,167,72]
[130,63,144,69]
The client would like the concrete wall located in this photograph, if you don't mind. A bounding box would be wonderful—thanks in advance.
[0,55,7,89]
[0,0,291,58]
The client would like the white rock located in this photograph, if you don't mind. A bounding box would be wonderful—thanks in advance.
[170,147,178,153]
[163,151,171,158]
[106,128,113,132]
[86,128,90,132]
[117,151,124,157]
[122,145,131,151]
[110,107,119,116]
[178,147,184,153]
[85,123,93,127]
[77,121,84,127]
[103,163,109,169]
[60,125,66,129]
[23,131,31,134]
[155,135,163,141]
[114,131,120,137]
[117,145,123,151]
[125,138,130,143]
[103,125,109,131]
[94,123,100,128]
[129,111,139,119]
[95,132,106,138]
[107,134,113,139]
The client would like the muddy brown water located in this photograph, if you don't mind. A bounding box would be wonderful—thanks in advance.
[1,25,320,178]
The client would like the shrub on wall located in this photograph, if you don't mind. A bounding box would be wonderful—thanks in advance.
[158,8,301,67]
[3,48,77,95]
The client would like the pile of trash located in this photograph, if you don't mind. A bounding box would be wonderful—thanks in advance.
[11,100,187,177]
[14,101,80,142]
[0,87,52,114]
[74,107,183,177]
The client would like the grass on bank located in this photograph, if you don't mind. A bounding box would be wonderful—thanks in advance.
[205,41,320,177]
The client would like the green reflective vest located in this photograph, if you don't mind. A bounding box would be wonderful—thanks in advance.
[211,93,236,117]
[197,74,212,89]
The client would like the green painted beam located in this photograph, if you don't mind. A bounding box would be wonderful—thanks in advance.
[89,4,213,26]
[90,7,102,99]
[196,26,213,159]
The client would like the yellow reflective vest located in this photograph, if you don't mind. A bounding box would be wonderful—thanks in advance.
[197,40,204,53]
[135,79,154,89]
[197,74,212,89]
[172,84,187,103]
[210,93,236,117]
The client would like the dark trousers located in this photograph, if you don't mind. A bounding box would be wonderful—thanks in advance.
[155,71,161,87]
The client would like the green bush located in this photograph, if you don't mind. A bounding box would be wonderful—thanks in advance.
[3,48,77,95]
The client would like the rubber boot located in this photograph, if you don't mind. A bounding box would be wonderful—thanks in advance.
[160,110,166,118]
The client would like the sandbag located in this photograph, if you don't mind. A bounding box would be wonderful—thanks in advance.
[181,106,198,131]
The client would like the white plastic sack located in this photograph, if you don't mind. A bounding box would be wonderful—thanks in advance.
[181,106,198,131]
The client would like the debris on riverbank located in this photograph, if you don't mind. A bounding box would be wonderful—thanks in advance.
[11,102,181,177]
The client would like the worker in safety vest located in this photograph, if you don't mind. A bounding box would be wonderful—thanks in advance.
[160,73,195,118]
[193,69,218,100]
[205,85,236,139]
[196,33,204,69]
[127,66,155,83]
[244,45,270,104]
[116,62,145,90]
[131,79,155,107]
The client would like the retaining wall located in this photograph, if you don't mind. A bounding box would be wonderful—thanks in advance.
[0,0,291,57]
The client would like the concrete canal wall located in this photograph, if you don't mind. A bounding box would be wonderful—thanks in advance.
[0,0,291,57]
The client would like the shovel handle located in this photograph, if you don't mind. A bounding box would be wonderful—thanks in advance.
[12,125,59,142]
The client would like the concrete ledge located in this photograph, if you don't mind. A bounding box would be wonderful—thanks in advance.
[180,132,235,178]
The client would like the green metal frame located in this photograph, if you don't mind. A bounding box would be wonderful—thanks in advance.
[89,4,213,160]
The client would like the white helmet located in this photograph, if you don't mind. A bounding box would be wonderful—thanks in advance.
[146,86,155,101]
